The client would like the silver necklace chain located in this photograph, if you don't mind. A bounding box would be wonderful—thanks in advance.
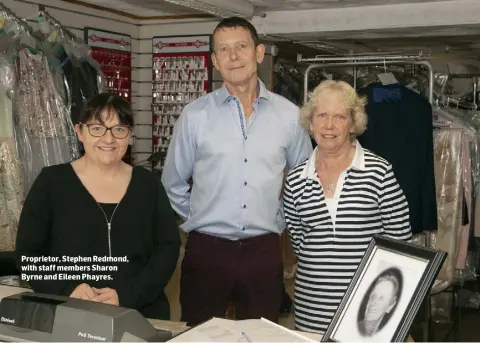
[316,146,353,195]
[96,202,120,258]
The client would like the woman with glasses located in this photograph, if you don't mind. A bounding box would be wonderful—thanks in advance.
[15,93,181,320]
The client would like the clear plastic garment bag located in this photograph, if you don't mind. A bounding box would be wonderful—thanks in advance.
[31,12,106,125]
[13,30,80,194]
[430,106,480,321]
[0,22,25,252]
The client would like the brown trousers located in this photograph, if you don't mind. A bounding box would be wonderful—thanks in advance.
[180,231,284,326]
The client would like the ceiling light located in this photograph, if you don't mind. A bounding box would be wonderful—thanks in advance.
[162,0,255,19]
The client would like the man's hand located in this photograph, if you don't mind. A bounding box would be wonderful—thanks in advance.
[91,287,119,306]
[70,283,96,300]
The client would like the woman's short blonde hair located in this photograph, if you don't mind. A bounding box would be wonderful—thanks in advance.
[300,80,368,136]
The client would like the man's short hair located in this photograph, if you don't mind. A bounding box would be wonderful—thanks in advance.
[213,16,259,46]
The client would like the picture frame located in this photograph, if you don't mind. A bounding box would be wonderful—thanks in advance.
[322,235,446,342]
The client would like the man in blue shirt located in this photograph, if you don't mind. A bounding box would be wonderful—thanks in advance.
[161,16,312,326]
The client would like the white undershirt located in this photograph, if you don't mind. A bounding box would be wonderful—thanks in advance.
[325,198,337,222]
[312,141,362,233]
[324,169,349,232]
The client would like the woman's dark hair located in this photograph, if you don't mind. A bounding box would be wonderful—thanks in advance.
[78,93,134,127]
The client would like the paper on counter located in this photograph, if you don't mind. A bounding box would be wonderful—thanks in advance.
[168,317,316,342]
[241,318,317,342]
[168,318,242,342]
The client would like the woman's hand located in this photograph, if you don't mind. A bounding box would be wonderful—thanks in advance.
[91,287,119,306]
[70,283,97,300]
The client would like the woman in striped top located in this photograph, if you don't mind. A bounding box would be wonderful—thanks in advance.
[283,80,412,334]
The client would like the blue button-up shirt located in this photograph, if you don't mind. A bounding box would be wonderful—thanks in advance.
[161,79,312,240]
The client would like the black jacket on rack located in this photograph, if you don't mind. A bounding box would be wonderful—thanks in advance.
[357,83,437,234]
[56,46,101,125]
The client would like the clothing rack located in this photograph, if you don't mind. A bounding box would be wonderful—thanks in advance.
[298,52,430,62]
[297,53,434,105]
[442,73,480,109]
[443,96,478,111]
[0,2,32,33]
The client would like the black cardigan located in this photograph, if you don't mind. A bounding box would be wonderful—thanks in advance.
[15,163,181,320]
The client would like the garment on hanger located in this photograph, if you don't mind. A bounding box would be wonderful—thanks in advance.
[274,72,301,105]
[60,51,102,125]
[273,66,303,105]
[458,139,472,269]
[0,53,24,252]
[357,83,437,234]
[51,35,104,125]
[31,22,104,125]
[431,106,480,279]
[15,47,78,194]
[437,107,480,240]
[429,129,463,283]
[273,62,330,106]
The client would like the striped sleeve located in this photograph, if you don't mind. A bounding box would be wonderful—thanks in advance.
[283,175,303,255]
[379,164,412,241]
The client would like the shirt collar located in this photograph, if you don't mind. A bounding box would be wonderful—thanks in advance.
[214,78,270,106]
[300,140,366,180]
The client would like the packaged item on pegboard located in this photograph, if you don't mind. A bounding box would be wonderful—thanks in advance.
[151,35,212,170]
[85,28,132,102]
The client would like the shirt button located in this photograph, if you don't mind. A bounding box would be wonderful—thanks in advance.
[242,227,245,231]
[245,136,247,140]
[243,204,247,208]
[244,158,247,163]
[244,181,247,186]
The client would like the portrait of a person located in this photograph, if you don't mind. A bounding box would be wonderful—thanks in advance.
[357,267,403,337]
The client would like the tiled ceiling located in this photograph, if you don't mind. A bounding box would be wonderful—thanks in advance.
[78,0,448,17]
[76,0,480,59]
[76,0,203,16]
[121,0,205,15]
[249,0,445,11]
[344,34,480,56]
[269,25,480,57]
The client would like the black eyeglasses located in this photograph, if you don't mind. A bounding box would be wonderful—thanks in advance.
[81,124,131,139]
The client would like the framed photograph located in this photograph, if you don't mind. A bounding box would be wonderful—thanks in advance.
[322,235,446,342]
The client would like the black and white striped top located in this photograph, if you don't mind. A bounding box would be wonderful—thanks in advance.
[283,141,412,334]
